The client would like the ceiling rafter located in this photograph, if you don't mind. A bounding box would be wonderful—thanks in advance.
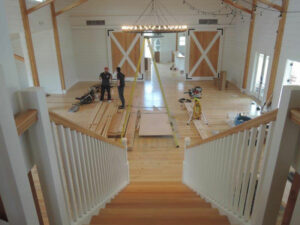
[257,0,283,11]
[27,0,54,14]
[223,0,252,14]
[55,0,88,16]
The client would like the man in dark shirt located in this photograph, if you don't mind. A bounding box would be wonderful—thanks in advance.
[116,67,125,109]
[99,67,112,101]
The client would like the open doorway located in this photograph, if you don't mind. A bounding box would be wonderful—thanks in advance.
[144,32,186,81]
[250,52,270,103]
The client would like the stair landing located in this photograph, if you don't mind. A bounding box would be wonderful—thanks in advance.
[90,182,230,225]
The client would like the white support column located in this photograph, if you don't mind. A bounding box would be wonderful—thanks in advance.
[253,86,300,225]
[0,75,39,225]
[18,87,70,225]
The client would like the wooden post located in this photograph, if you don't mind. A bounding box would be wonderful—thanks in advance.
[18,0,40,87]
[50,2,66,90]
[242,0,257,89]
[266,0,289,100]
[282,173,300,225]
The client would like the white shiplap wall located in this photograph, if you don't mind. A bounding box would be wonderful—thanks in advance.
[222,18,250,88]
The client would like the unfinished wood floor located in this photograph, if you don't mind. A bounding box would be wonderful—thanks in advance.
[47,63,256,182]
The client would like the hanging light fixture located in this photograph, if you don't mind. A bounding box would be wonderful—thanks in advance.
[122,0,188,33]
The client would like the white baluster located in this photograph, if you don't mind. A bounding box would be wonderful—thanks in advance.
[71,130,86,216]
[57,125,78,221]
[50,123,72,221]
[82,135,95,209]
[239,127,258,217]
[233,130,250,213]
[77,133,89,213]
[244,124,267,219]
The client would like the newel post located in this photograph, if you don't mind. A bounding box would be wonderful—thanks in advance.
[252,86,300,225]
[18,87,70,225]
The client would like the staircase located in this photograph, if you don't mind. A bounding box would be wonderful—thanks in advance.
[89,182,230,225]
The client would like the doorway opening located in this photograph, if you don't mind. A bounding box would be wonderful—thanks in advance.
[250,52,270,103]
[144,32,186,81]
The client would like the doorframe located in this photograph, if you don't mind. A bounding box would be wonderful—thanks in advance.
[186,28,224,80]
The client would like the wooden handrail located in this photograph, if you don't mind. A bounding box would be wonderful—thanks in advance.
[49,111,124,148]
[14,109,38,136]
[290,108,300,126]
[189,109,278,148]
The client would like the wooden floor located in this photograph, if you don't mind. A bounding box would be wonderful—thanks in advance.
[47,63,256,182]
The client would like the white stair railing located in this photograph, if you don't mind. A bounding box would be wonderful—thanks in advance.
[50,112,129,225]
[183,86,300,225]
[16,87,129,225]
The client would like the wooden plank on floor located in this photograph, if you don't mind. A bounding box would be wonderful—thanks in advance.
[139,113,172,136]
[125,112,138,150]
[107,110,126,138]
[193,120,212,139]
[88,102,102,129]
[90,102,107,132]
[102,105,118,137]
[95,103,112,135]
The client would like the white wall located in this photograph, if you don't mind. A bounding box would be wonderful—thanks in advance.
[222,18,250,88]
[72,28,108,81]
[0,0,22,113]
[4,0,79,93]
[273,0,300,107]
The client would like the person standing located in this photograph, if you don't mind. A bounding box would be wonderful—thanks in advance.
[116,67,125,109]
[99,67,112,102]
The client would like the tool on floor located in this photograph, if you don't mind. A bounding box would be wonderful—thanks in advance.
[184,87,208,126]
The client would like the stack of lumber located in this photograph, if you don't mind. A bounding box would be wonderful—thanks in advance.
[107,111,126,138]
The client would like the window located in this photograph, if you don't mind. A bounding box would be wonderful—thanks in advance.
[179,36,186,46]
[251,53,270,102]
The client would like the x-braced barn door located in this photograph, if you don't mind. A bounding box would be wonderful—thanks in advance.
[187,30,223,78]
[108,31,144,78]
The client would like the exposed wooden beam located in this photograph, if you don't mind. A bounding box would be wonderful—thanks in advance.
[14,54,25,62]
[19,0,40,87]
[242,0,257,89]
[14,109,38,136]
[55,0,88,16]
[258,0,283,11]
[223,0,252,14]
[26,0,54,14]
[50,2,66,90]
[266,0,289,100]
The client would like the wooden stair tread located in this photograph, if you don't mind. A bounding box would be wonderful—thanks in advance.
[90,182,230,225]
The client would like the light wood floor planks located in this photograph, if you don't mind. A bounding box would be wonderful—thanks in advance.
[47,63,257,182]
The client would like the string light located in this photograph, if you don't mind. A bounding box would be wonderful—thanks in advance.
[122,25,188,33]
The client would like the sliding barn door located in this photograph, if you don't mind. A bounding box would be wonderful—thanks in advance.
[109,31,143,77]
[188,30,222,77]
